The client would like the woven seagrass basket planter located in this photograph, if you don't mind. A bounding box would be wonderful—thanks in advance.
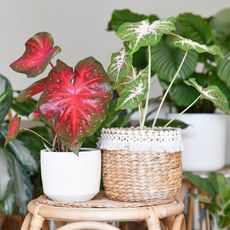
[99,127,183,204]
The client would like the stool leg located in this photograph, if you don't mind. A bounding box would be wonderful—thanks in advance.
[29,214,45,230]
[145,208,161,230]
[21,213,32,230]
[172,214,186,230]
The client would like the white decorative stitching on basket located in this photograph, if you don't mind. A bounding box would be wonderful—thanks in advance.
[98,127,183,153]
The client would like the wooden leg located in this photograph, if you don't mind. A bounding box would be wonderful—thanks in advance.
[162,216,175,230]
[29,214,45,230]
[21,213,32,230]
[146,208,160,230]
[42,220,50,230]
[172,214,186,230]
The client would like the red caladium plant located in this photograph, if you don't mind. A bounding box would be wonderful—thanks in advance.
[6,32,112,153]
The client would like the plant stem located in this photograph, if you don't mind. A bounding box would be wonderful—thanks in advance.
[152,51,188,128]
[22,127,53,147]
[163,95,202,128]
[138,103,143,128]
[140,45,151,129]
[49,62,54,68]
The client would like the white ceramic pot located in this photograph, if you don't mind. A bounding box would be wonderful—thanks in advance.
[41,148,101,202]
[167,113,227,171]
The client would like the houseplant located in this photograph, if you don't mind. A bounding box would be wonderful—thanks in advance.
[186,172,230,229]
[108,8,230,171]
[99,17,228,203]
[5,32,112,202]
[0,74,44,215]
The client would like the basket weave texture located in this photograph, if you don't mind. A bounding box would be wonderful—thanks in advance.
[100,128,183,204]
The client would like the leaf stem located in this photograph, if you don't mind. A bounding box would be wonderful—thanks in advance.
[140,45,151,129]
[22,127,53,147]
[163,95,202,128]
[49,62,54,68]
[152,51,188,128]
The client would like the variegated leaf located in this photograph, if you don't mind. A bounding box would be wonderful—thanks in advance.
[107,47,132,87]
[116,67,148,110]
[117,17,176,53]
[172,35,223,56]
[185,78,230,113]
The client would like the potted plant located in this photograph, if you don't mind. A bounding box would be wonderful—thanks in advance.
[186,172,230,230]
[5,32,112,202]
[108,8,230,171]
[99,17,228,203]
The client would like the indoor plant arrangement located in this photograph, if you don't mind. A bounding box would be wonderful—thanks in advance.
[107,8,230,171]
[5,32,112,202]
[186,172,230,230]
[99,16,229,203]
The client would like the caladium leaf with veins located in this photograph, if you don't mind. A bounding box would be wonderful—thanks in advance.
[107,47,132,87]
[33,58,112,152]
[172,35,223,56]
[5,114,21,146]
[10,32,61,78]
[116,67,148,110]
[185,78,230,113]
[117,17,176,53]
[18,77,48,101]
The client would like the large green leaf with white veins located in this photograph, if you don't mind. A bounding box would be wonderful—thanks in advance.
[185,78,230,113]
[151,39,198,82]
[217,52,230,88]
[116,67,148,110]
[117,17,176,53]
[0,74,12,124]
[171,35,223,56]
[108,47,132,87]
[176,13,213,44]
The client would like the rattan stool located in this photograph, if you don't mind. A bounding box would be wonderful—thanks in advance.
[21,192,185,230]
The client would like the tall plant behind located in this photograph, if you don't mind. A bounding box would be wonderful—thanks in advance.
[108,9,230,114]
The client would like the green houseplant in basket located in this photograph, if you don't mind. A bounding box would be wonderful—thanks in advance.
[108,8,230,172]
[5,32,112,202]
[98,17,229,203]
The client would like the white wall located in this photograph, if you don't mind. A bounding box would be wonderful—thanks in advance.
[0,0,230,163]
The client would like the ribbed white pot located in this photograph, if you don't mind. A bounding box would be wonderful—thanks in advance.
[167,113,227,171]
[41,148,101,202]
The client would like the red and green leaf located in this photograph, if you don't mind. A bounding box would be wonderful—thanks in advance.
[10,32,61,78]
[5,114,21,146]
[37,58,112,152]
[18,77,48,102]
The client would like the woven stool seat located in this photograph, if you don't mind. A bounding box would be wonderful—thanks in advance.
[21,192,185,230]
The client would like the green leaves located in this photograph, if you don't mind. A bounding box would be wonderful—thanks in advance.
[116,67,148,110]
[171,35,223,56]
[217,52,230,88]
[177,13,213,44]
[0,74,12,124]
[185,78,230,113]
[108,9,158,31]
[151,39,198,82]
[107,47,132,87]
[117,17,176,53]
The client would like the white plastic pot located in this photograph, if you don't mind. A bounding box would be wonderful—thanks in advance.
[41,148,101,202]
[167,113,227,171]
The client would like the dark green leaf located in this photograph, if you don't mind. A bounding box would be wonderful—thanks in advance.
[11,97,37,117]
[0,74,12,124]
[145,118,188,129]
[177,13,213,44]
[107,9,158,31]
[151,39,198,82]
[185,172,217,197]
[117,17,176,53]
